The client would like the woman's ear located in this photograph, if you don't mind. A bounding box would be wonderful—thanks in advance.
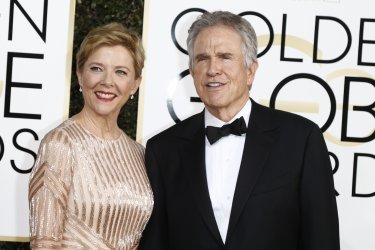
[76,70,82,84]
[131,77,142,94]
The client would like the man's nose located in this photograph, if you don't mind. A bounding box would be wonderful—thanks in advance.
[207,59,221,76]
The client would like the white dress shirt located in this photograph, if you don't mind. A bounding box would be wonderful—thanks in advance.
[204,100,251,242]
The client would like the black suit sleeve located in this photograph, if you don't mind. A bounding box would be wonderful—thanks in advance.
[299,124,340,250]
[139,140,169,250]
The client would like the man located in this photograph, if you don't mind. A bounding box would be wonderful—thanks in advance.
[140,11,340,250]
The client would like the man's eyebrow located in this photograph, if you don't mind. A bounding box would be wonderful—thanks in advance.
[217,52,233,58]
[195,53,210,60]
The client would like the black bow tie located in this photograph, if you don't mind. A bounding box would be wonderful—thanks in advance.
[205,116,247,145]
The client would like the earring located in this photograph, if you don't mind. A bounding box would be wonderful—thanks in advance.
[130,95,134,100]
[79,86,82,92]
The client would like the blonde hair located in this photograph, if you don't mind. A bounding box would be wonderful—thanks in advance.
[76,22,145,79]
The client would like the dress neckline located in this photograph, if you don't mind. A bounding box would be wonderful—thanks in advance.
[69,118,125,142]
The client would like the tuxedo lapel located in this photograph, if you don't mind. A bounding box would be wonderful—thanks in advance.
[182,111,223,245]
[226,101,277,242]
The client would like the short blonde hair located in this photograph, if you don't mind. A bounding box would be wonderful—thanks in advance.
[76,22,145,79]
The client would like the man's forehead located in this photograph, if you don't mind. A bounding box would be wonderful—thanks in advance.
[194,27,242,47]
[193,40,240,55]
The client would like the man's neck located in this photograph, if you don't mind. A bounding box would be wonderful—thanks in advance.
[205,98,250,122]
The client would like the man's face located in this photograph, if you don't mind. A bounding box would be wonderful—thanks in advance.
[190,25,257,121]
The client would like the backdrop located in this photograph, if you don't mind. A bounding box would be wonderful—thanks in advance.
[0,0,75,241]
[0,0,374,249]
[137,0,375,249]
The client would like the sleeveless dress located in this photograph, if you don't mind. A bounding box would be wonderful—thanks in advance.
[29,119,153,249]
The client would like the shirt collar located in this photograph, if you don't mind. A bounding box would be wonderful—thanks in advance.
[204,99,251,128]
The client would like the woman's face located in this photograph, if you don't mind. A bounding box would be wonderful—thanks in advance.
[77,45,141,119]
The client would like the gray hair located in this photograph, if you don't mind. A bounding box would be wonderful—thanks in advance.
[187,11,257,69]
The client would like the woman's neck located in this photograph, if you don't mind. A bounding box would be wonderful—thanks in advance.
[74,108,121,140]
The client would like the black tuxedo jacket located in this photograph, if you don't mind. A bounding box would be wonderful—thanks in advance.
[139,100,340,250]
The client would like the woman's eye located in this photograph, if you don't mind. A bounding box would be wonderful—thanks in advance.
[90,66,102,72]
[116,70,127,76]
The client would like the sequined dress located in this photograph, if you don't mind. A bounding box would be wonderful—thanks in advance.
[29,119,154,249]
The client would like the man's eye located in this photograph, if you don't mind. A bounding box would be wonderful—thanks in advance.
[221,55,232,60]
[197,57,207,62]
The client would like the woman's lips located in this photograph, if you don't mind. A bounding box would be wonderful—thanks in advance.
[95,91,116,101]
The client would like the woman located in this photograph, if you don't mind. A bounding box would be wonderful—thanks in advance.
[29,22,153,249]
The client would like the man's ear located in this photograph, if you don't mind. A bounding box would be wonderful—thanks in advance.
[246,61,258,88]
[189,68,193,77]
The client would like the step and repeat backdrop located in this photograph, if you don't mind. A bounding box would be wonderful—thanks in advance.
[0,0,374,248]
[0,0,75,241]
[138,0,375,249]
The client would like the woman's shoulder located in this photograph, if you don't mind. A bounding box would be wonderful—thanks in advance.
[40,119,77,146]
[121,132,145,154]
[32,119,76,175]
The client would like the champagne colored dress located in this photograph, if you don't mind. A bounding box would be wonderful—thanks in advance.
[29,119,153,249]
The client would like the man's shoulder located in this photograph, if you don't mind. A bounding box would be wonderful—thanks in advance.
[147,111,203,145]
[252,101,319,131]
